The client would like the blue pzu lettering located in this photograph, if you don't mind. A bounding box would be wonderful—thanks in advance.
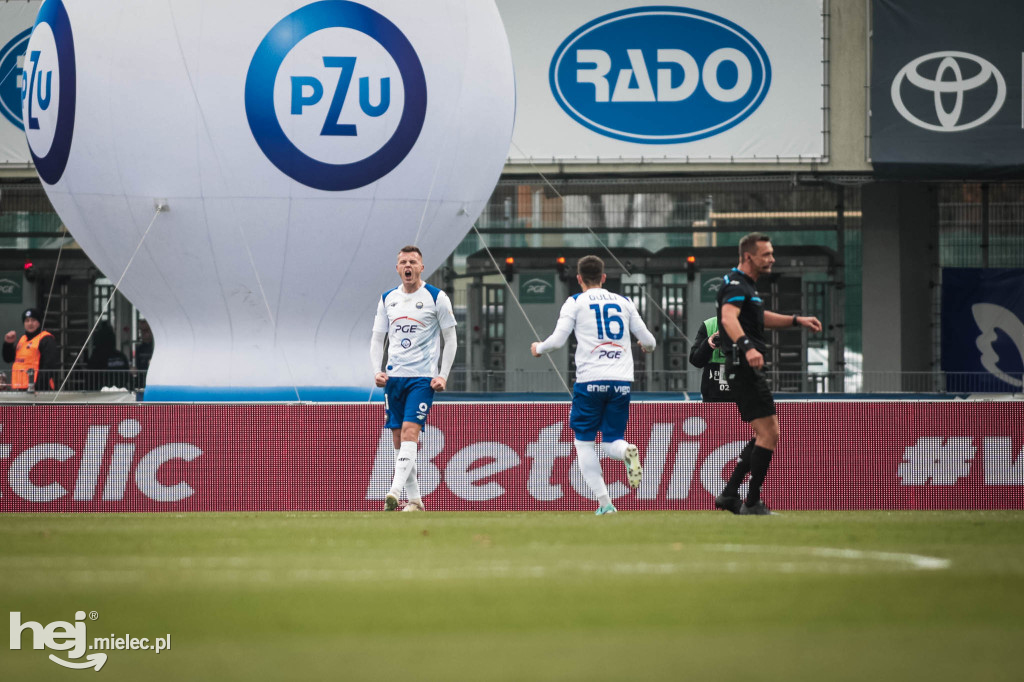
[290,56,391,137]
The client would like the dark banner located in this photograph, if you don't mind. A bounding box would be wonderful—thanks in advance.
[871,0,1024,178]
[1,401,1022,512]
[942,268,1024,392]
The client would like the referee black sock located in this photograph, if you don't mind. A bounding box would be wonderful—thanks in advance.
[746,445,774,504]
[721,438,755,497]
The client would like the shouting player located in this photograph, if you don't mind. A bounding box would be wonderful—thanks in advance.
[370,245,457,512]
[531,255,656,515]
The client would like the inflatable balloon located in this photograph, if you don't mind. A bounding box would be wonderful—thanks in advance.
[23,0,514,400]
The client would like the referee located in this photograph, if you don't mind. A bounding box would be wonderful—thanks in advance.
[714,233,822,515]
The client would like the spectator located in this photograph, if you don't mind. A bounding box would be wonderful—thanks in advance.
[134,319,154,387]
[3,308,59,391]
[87,321,131,390]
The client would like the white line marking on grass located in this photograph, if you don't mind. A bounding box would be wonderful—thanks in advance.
[704,544,951,571]
[0,545,950,587]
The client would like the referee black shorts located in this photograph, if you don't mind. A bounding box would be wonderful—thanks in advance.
[728,364,776,422]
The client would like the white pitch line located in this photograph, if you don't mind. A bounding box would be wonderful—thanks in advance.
[705,544,952,571]
[0,544,951,586]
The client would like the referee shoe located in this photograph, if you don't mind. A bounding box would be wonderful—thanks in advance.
[739,500,776,516]
[714,493,742,515]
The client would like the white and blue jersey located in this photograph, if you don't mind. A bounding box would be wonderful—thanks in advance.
[373,283,456,428]
[535,288,656,441]
[535,288,656,383]
[373,283,456,378]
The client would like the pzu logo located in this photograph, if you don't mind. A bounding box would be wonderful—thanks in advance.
[290,56,391,136]
[22,49,52,131]
[245,1,427,192]
[0,28,31,131]
[21,0,76,185]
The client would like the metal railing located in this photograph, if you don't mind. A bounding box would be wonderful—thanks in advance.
[0,368,146,394]
[444,368,1022,395]
[0,368,1018,397]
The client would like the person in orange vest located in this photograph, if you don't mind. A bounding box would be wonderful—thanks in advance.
[3,308,59,391]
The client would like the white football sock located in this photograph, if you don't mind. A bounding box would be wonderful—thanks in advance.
[575,439,610,504]
[603,439,629,461]
[405,454,420,502]
[389,442,417,499]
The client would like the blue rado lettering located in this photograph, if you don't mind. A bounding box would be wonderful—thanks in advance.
[550,7,770,144]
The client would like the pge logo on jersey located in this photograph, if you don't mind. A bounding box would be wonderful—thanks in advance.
[245,0,427,191]
[594,343,624,360]
[393,317,422,335]
[549,7,771,144]
[22,0,76,185]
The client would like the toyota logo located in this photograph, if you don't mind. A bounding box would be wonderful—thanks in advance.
[890,51,1005,132]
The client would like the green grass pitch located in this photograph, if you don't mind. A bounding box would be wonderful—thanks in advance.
[3,511,1023,681]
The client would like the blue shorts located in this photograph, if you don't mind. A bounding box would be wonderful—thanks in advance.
[384,377,435,429]
[569,381,631,442]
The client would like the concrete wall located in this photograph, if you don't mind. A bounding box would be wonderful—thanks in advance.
[861,183,939,390]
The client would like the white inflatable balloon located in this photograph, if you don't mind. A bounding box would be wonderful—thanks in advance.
[23,0,514,400]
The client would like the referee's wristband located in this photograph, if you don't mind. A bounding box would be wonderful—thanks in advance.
[736,336,754,352]
[792,314,800,327]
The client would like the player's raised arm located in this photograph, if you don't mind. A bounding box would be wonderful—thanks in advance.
[531,297,576,357]
[764,310,823,332]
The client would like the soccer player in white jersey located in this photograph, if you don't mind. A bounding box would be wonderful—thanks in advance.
[531,255,656,515]
[370,245,457,512]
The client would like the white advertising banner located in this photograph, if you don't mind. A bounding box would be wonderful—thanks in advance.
[496,0,825,163]
[0,0,40,166]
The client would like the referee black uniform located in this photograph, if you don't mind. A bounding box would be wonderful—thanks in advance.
[715,267,776,513]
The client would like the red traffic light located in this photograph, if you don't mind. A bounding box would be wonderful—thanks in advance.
[503,256,515,283]
[555,256,569,282]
